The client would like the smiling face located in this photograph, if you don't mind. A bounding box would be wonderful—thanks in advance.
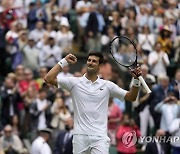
[86,55,101,75]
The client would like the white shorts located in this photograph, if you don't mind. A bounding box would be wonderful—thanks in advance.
[72,134,110,154]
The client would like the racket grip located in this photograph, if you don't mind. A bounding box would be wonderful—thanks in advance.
[138,76,152,94]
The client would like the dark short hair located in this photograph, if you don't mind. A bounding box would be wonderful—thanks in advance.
[88,52,104,64]
[39,88,47,93]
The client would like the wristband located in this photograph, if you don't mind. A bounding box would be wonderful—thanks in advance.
[58,58,68,68]
[132,78,141,87]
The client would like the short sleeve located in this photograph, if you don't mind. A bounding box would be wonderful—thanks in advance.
[57,76,75,92]
[107,81,127,102]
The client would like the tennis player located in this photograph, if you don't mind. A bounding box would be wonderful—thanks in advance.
[44,52,141,154]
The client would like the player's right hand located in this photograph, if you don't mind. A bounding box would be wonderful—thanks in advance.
[65,54,77,64]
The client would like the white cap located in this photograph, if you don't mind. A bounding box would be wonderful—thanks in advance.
[60,18,69,27]
[28,35,35,41]
[48,31,56,39]
[101,35,110,45]
[39,128,52,134]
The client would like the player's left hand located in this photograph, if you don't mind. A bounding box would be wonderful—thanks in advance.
[130,65,142,78]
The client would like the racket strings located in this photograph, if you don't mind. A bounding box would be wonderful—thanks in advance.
[111,37,136,67]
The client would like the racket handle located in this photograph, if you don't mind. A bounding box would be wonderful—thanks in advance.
[138,76,152,94]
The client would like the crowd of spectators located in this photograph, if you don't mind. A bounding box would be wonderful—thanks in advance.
[0,0,179,154]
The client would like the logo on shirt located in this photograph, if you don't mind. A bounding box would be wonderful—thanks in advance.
[100,88,103,90]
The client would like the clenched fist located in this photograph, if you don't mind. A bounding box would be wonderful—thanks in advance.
[65,54,77,64]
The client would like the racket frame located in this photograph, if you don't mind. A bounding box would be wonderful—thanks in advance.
[110,36,152,93]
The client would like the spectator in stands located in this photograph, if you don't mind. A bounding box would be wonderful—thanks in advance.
[45,0,58,22]
[18,68,39,97]
[99,59,112,80]
[173,36,180,67]
[111,76,126,113]
[53,9,68,25]
[0,77,22,127]
[44,23,57,39]
[27,2,37,30]
[36,32,49,50]
[56,18,74,53]
[165,0,179,39]
[149,74,174,131]
[138,25,155,54]
[109,11,121,36]
[136,77,155,137]
[155,92,180,132]
[50,97,71,131]
[148,42,170,77]
[75,0,92,50]
[125,26,137,44]
[14,65,25,83]
[169,114,180,154]
[39,35,62,69]
[0,7,17,30]
[121,9,136,31]
[85,4,102,52]
[0,21,7,77]
[155,91,179,154]
[141,64,156,84]
[36,67,48,89]
[0,125,24,154]
[54,117,73,154]
[5,22,20,71]
[58,0,72,14]
[136,4,148,29]
[101,26,116,53]
[136,44,148,64]
[17,30,28,52]
[29,21,46,43]
[145,129,167,154]
[29,88,51,133]
[58,65,73,78]
[7,72,16,84]
[34,0,47,24]
[176,11,180,35]
[22,86,37,138]
[116,114,141,154]
[11,115,20,137]
[108,97,122,146]
[31,128,52,154]
[5,22,19,44]
[157,25,173,56]
[170,69,180,99]
[168,15,177,42]
[50,11,59,31]
[103,0,116,15]
[22,36,40,72]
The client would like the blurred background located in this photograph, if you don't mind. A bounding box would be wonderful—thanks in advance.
[0,0,179,154]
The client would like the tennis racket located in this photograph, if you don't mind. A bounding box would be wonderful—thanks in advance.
[110,36,151,93]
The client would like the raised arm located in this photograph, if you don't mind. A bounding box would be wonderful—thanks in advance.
[124,66,142,102]
[44,54,77,87]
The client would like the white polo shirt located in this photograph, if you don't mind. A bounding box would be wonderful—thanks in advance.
[57,74,127,136]
[31,136,52,154]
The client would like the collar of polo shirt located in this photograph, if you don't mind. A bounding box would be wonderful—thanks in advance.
[81,74,101,84]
